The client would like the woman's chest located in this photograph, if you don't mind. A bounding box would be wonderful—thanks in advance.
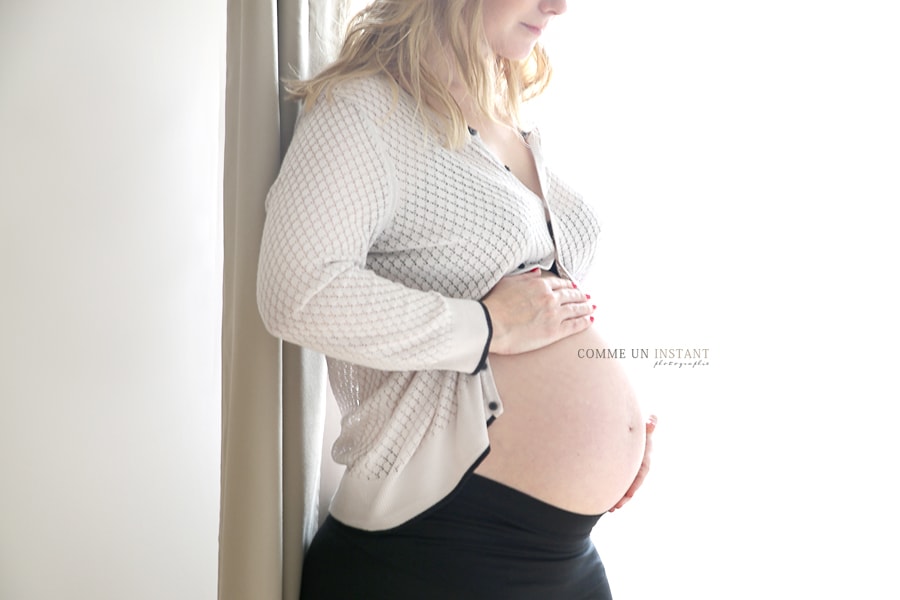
[367,148,557,298]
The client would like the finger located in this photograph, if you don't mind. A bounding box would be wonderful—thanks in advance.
[559,299,595,320]
[646,414,658,434]
[504,267,543,282]
[556,286,590,305]
[611,471,645,512]
[557,315,594,337]
[542,275,578,291]
[610,455,651,513]
[610,491,631,512]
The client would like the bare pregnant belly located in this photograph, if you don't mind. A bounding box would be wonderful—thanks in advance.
[474,326,645,515]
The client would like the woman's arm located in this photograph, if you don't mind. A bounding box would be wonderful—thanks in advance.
[257,95,488,373]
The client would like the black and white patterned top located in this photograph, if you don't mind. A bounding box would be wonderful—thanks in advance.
[257,74,600,530]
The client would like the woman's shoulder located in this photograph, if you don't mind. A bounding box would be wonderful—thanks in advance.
[297,74,421,140]
[330,73,395,99]
[326,74,411,119]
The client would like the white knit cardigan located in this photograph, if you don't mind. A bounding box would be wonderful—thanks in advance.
[257,75,600,531]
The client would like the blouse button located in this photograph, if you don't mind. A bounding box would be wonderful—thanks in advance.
[488,402,499,412]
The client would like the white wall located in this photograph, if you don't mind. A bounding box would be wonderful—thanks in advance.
[534,2,900,599]
[0,2,224,599]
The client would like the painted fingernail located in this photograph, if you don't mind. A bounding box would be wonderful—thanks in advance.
[590,316,594,322]
[585,294,591,300]
[592,305,597,310]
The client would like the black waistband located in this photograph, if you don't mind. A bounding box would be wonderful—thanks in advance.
[360,473,604,560]
[459,474,603,539]
[305,474,611,599]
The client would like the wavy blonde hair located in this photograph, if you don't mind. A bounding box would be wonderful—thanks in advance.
[286,0,553,148]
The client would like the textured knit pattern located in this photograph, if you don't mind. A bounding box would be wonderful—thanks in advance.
[257,75,600,529]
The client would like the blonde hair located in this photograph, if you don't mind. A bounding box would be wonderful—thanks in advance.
[286,0,553,148]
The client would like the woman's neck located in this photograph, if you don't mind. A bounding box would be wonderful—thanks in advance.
[424,41,503,130]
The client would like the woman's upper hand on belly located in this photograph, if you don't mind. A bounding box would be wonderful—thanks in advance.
[481,269,595,355]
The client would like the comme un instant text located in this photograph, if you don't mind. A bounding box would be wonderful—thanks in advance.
[576,348,710,360]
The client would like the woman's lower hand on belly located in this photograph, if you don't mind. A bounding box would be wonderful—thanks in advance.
[481,269,595,355]
[608,415,658,513]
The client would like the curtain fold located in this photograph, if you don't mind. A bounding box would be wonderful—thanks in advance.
[220,1,348,599]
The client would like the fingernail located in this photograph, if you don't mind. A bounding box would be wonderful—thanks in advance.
[590,316,594,322]
[592,305,597,310]
[585,294,591,300]
[572,282,577,289]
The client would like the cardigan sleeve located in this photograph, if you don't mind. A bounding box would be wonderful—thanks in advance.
[256,94,489,373]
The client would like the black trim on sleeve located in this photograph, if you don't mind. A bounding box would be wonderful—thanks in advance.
[471,301,493,374]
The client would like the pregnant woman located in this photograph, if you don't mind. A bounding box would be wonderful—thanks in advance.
[257,0,656,598]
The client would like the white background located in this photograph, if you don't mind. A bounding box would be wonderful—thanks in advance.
[0,2,223,598]
[535,2,900,598]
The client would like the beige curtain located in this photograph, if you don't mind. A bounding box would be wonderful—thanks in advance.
[219,1,349,599]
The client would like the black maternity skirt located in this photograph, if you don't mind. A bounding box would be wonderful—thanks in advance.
[299,474,612,599]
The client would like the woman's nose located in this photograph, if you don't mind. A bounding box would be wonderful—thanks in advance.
[540,0,568,16]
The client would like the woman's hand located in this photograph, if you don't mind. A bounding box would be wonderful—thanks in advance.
[609,415,657,513]
[481,269,595,355]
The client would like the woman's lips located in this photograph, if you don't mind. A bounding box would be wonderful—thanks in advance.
[522,23,544,36]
